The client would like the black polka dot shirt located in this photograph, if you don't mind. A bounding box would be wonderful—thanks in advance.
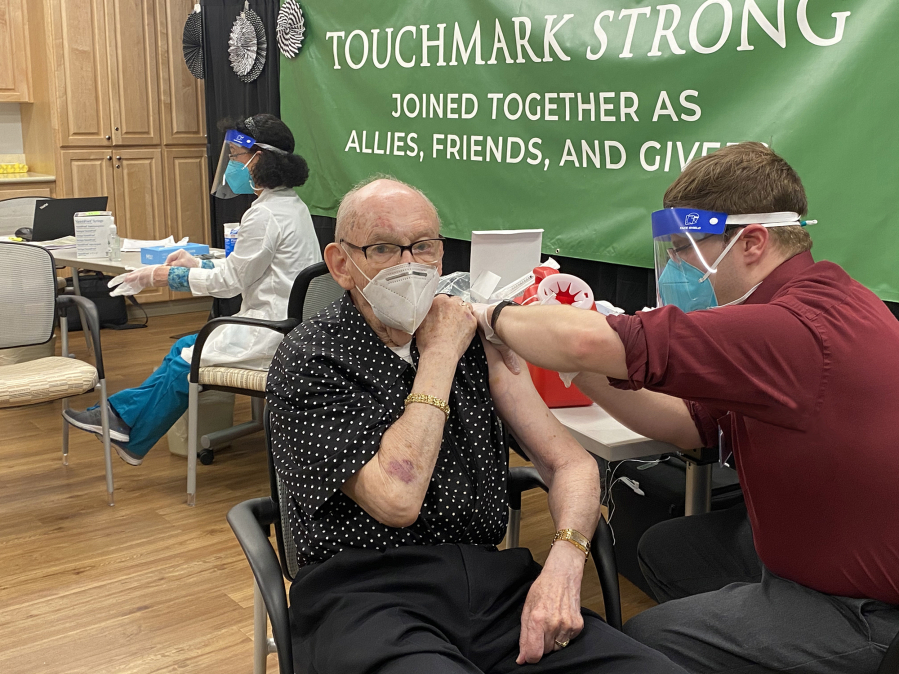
[266,294,509,568]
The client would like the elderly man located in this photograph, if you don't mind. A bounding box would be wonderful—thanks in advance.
[477,143,899,673]
[265,177,685,674]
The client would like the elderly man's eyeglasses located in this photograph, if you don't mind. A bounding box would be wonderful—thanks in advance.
[341,237,445,265]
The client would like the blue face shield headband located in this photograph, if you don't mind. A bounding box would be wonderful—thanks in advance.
[210,128,288,199]
[651,208,817,312]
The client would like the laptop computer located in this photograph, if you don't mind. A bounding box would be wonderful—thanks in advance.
[32,196,109,241]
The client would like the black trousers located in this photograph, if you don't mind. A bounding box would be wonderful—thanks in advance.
[289,543,687,674]
[625,503,899,674]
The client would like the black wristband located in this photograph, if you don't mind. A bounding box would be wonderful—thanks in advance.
[490,299,517,332]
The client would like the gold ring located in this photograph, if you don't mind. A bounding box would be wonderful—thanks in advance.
[554,639,570,649]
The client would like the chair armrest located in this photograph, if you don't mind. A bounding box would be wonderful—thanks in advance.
[227,497,294,674]
[592,514,622,631]
[57,294,105,380]
[189,316,299,383]
[508,465,547,510]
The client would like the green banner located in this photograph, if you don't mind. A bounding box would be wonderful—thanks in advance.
[281,1,899,302]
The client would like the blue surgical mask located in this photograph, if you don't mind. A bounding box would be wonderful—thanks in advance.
[224,159,256,195]
[657,260,718,312]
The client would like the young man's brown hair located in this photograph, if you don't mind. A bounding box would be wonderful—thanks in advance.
[663,142,812,255]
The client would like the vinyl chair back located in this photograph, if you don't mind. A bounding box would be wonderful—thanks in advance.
[0,241,116,505]
[0,241,57,349]
[265,408,300,581]
[879,629,899,674]
[0,196,52,237]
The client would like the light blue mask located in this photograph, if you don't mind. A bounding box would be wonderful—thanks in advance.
[657,260,718,312]
[224,159,256,195]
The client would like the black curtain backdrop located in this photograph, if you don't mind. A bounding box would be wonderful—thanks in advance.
[201,0,281,249]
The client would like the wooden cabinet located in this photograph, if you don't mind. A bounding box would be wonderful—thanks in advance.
[157,0,206,146]
[164,147,210,245]
[48,0,113,147]
[0,0,32,101]
[24,0,209,305]
[105,0,161,146]
[58,149,115,207]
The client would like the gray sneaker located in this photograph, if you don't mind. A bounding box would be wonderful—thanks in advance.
[63,403,131,443]
[94,434,142,466]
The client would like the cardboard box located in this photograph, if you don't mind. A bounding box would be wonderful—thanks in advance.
[74,211,114,259]
[140,242,210,265]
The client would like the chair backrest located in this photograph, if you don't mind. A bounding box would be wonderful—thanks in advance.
[0,242,57,350]
[0,196,53,237]
[287,260,345,321]
[264,407,301,581]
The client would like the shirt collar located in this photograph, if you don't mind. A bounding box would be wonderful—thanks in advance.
[744,251,815,306]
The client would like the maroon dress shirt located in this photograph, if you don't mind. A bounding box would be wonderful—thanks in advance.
[606,252,899,604]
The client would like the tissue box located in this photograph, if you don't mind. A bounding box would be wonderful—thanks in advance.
[140,242,210,265]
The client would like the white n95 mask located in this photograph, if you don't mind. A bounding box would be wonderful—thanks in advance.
[346,255,440,334]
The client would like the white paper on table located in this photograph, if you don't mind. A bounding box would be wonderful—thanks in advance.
[121,236,188,252]
[27,236,78,250]
[470,229,543,294]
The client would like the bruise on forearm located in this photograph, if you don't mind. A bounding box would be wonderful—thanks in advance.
[385,458,416,484]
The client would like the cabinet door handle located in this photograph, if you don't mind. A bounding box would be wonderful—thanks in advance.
[116,156,121,160]
[105,135,111,140]
[114,127,119,131]
[116,164,121,169]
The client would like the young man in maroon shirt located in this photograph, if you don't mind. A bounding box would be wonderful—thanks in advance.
[477,143,899,673]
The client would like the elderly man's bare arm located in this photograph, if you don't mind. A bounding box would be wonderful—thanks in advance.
[480,336,601,665]
[341,295,477,527]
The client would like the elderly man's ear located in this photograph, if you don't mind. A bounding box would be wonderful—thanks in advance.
[324,242,356,291]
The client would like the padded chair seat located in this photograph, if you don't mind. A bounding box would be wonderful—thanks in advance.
[199,366,268,392]
[0,356,98,408]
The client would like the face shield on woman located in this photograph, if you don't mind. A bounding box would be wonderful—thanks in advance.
[210,129,287,198]
[652,208,815,312]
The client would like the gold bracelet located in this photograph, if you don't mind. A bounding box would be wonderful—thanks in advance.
[552,528,591,560]
[404,393,450,419]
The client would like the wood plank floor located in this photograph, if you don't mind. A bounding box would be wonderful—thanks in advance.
[0,312,654,674]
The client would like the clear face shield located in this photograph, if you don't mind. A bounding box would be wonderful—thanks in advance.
[211,129,258,199]
[651,209,813,312]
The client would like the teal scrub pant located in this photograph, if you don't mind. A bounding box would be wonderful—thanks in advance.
[107,334,196,457]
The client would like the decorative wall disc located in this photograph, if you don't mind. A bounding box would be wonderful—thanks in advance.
[182,6,204,79]
[229,10,257,77]
[277,0,305,59]
[239,7,267,82]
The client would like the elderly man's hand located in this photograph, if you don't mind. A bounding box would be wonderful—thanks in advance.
[517,541,586,665]
[416,294,477,362]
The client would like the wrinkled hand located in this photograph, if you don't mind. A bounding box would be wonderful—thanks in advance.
[470,302,521,375]
[108,265,166,296]
[165,248,200,268]
[415,294,477,362]
[517,544,586,665]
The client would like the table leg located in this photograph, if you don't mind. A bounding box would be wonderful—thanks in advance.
[69,267,93,355]
[684,461,713,515]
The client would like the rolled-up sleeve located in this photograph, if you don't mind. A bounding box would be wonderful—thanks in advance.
[605,304,823,431]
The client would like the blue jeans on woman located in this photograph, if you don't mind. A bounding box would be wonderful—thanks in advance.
[107,334,196,457]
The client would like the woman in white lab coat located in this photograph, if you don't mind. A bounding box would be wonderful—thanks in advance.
[62,114,322,465]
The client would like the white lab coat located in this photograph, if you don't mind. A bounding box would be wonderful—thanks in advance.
[179,187,322,370]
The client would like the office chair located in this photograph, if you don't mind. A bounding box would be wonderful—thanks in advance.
[0,241,116,505]
[229,408,623,674]
[185,262,344,505]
